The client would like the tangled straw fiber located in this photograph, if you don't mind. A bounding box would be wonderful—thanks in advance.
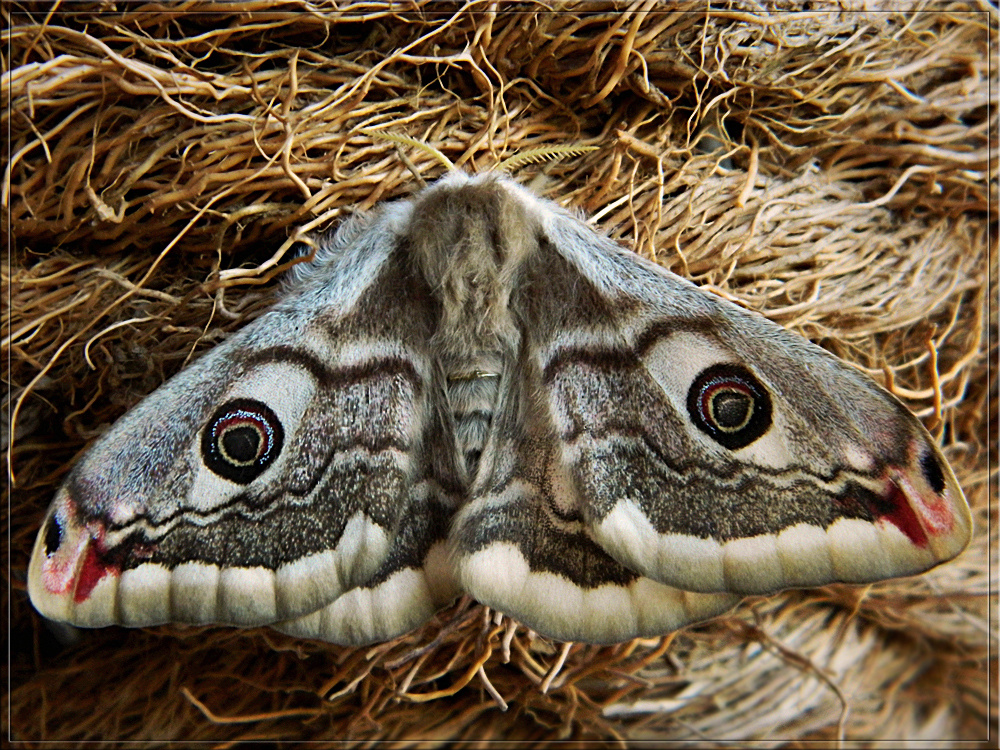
[5,2,993,745]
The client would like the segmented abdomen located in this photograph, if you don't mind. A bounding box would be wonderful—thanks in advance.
[446,371,500,481]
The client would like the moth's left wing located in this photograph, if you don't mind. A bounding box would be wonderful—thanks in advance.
[27,207,458,645]
[453,186,971,643]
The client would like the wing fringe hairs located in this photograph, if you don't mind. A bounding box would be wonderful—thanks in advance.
[28,170,971,646]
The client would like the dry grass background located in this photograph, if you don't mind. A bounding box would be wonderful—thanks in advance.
[4,1,994,746]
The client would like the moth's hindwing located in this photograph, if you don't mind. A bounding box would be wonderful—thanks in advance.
[274,487,459,645]
[452,393,740,644]
[28,210,459,644]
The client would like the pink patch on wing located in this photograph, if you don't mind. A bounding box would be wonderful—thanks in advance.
[43,552,78,595]
[41,497,123,602]
[42,499,88,595]
[923,501,955,535]
[898,475,955,537]
[73,543,120,603]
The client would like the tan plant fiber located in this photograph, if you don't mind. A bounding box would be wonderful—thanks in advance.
[5,2,992,746]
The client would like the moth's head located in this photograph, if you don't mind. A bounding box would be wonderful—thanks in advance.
[404,173,542,357]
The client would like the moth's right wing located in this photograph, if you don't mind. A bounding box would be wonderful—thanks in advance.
[450,178,969,644]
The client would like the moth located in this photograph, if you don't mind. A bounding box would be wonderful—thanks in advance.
[28,169,972,645]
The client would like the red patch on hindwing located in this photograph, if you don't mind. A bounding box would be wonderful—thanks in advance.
[877,482,929,548]
[73,542,121,603]
[871,445,957,544]
[42,495,152,603]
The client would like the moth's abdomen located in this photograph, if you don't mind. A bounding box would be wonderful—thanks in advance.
[447,369,501,482]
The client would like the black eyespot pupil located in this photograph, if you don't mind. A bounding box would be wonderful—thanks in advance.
[710,390,752,430]
[920,450,946,494]
[221,425,262,463]
[44,515,63,556]
[201,399,283,485]
[688,364,772,450]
